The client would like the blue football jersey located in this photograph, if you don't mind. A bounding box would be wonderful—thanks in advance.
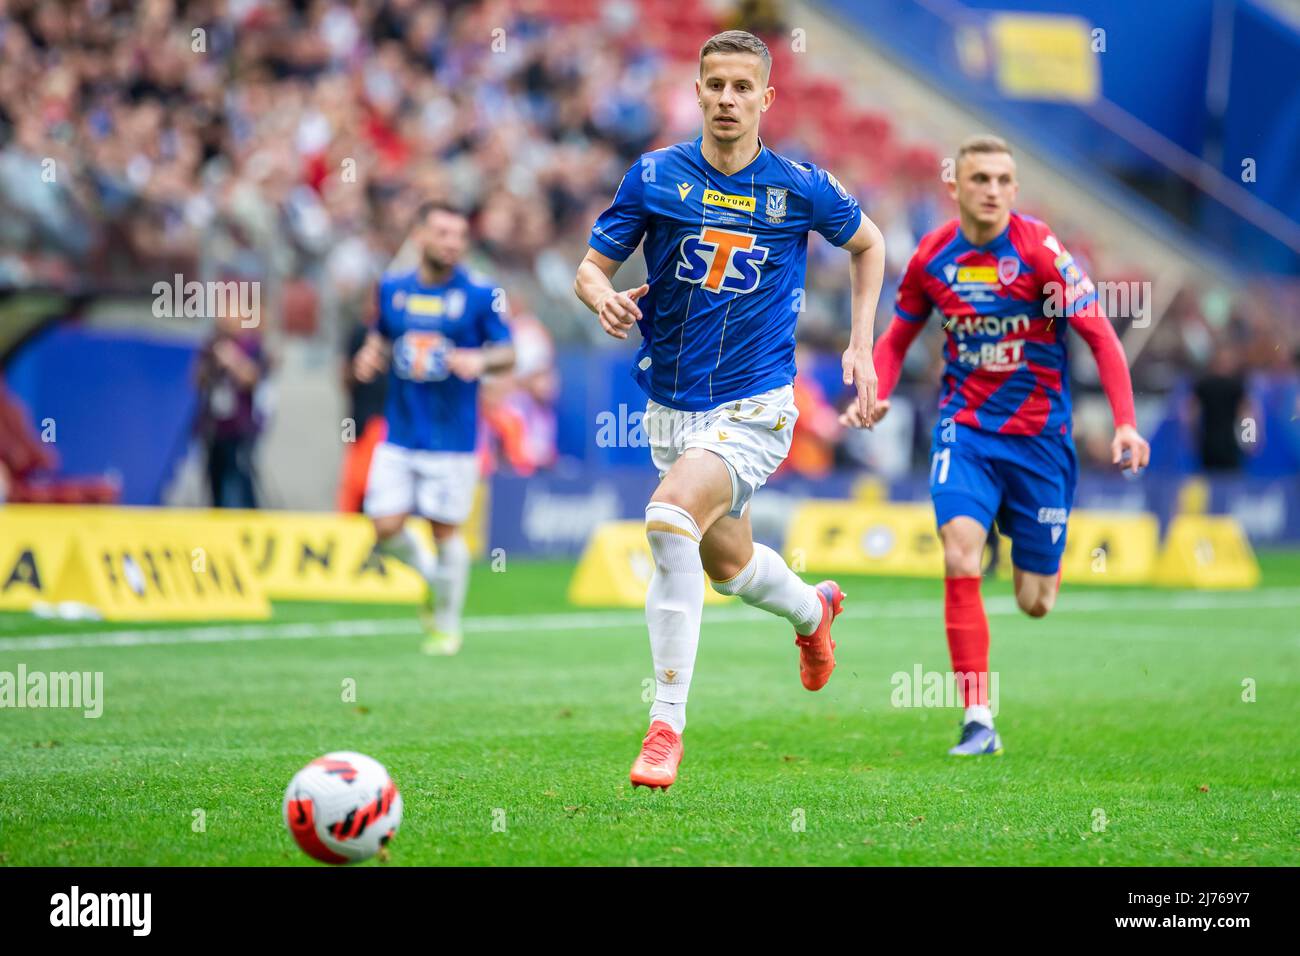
[589,137,862,411]
[374,265,511,452]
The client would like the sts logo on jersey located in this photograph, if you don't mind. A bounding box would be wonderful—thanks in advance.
[393,330,451,382]
[675,227,768,294]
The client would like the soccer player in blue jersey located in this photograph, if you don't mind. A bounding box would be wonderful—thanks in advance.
[355,202,515,656]
[574,31,887,789]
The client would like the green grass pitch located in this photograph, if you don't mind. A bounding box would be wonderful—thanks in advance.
[1,554,1297,866]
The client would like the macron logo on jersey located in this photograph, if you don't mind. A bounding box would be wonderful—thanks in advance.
[675,227,768,294]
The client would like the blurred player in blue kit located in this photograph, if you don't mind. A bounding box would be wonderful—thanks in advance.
[355,202,515,656]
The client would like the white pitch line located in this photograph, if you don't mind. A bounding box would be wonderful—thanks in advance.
[0,587,1297,653]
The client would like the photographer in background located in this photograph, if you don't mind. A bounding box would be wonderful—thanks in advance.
[194,312,269,508]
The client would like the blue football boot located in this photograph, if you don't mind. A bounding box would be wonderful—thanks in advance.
[948,721,1004,756]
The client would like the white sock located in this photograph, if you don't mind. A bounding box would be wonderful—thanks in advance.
[644,502,704,734]
[378,525,438,584]
[649,701,686,734]
[431,534,470,635]
[711,543,822,636]
[965,704,993,729]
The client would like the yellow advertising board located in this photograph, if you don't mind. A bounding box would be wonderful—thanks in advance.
[783,502,944,578]
[0,508,74,610]
[191,510,428,603]
[0,506,269,620]
[780,501,1257,590]
[1153,516,1261,590]
[568,520,728,607]
[994,510,1160,584]
[0,502,497,617]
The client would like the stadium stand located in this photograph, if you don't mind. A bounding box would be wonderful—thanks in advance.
[0,0,1296,505]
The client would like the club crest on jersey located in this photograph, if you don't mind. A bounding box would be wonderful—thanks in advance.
[675,227,768,294]
[765,187,787,224]
[997,256,1020,285]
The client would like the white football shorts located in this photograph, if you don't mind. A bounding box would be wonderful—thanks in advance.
[644,384,798,519]
[363,441,478,524]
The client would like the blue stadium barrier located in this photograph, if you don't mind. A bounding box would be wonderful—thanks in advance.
[816,0,1300,274]
[5,324,199,505]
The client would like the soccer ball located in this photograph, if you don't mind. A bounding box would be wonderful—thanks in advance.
[283,751,402,864]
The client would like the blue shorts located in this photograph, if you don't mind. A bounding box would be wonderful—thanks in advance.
[928,422,1078,575]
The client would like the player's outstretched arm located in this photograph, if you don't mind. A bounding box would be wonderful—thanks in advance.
[1068,306,1149,475]
[839,216,886,427]
[839,245,931,431]
[574,247,649,341]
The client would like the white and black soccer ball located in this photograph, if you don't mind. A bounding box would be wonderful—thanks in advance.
[283,751,402,864]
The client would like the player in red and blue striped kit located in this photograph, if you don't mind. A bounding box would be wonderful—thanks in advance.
[841,136,1150,755]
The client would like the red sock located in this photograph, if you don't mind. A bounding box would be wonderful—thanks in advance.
[944,576,990,708]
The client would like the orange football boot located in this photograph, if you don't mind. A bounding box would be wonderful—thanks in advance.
[629,720,683,789]
[796,580,844,691]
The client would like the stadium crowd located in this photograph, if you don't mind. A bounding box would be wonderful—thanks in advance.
[1,0,1296,487]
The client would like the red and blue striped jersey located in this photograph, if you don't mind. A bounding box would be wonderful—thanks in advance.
[881,211,1134,437]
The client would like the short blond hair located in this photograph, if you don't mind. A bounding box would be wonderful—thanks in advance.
[957,134,1013,165]
[699,30,771,81]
